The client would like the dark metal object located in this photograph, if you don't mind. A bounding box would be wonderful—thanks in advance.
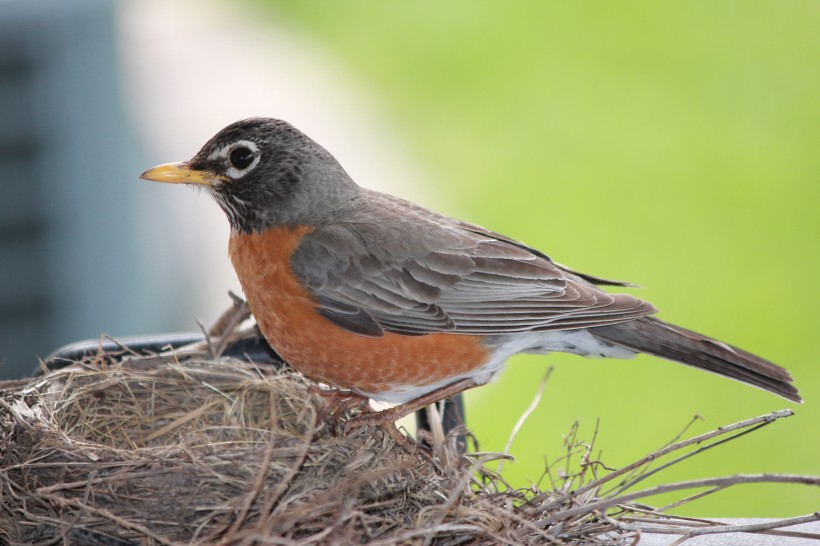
[40,332,281,372]
[414,393,468,454]
[41,333,466,449]
[41,332,202,371]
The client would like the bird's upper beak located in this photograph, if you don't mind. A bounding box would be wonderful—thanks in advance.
[139,161,224,186]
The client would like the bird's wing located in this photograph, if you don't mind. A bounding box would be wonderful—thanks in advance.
[290,191,657,337]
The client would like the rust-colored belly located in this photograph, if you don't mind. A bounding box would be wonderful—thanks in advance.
[228,226,489,396]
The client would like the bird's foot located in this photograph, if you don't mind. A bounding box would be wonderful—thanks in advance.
[309,388,417,451]
[311,386,370,426]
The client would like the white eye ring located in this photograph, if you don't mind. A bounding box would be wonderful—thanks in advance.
[211,140,260,179]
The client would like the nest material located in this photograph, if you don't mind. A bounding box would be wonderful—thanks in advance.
[0,348,589,546]
[1,336,817,545]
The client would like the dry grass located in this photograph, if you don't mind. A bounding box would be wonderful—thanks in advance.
[1,311,818,545]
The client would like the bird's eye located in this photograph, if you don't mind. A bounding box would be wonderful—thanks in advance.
[229,146,255,170]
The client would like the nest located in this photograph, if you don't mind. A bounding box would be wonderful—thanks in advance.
[1,322,818,544]
[2,346,568,545]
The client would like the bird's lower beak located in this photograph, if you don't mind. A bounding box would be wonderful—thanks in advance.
[139,161,222,186]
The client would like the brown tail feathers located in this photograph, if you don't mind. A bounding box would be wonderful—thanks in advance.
[593,317,801,403]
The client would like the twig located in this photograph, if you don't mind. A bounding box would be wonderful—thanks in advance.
[537,474,820,528]
[142,398,224,442]
[605,417,773,498]
[38,494,183,546]
[424,402,448,464]
[655,485,727,512]
[0,398,37,433]
[612,512,820,539]
[421,457,482,546]
[528,409,794,515]
[223,438,279,537]
[498,367,552,474]
[209,292,252,356]
[259,425,315,520]
[197,319,217,361]
[616,414,703,490]
[209,292,250,337]
[39,471,98,546]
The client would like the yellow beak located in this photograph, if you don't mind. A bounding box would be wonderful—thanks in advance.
[139,161,223,186]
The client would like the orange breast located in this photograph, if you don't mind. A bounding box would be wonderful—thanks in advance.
[228,226,490,396]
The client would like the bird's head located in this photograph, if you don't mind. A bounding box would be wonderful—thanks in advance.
[140,117,358,232]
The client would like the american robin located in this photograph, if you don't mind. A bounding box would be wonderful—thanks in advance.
[140,117,800,425]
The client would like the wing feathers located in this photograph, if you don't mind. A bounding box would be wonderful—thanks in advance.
[290,193,656,337]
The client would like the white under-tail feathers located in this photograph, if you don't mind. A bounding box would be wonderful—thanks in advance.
[365,329,637,404]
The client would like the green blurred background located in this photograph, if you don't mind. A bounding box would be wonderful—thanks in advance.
[251,0,819,517]
[4,0,813,520]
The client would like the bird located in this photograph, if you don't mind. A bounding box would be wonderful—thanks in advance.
[140,117,801,427]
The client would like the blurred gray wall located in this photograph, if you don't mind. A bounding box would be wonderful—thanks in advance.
[0,0,178,378]
[0,0,438,380]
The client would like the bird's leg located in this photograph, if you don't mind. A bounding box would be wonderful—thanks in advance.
[381,422,421,453]
[345,377,478,429]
